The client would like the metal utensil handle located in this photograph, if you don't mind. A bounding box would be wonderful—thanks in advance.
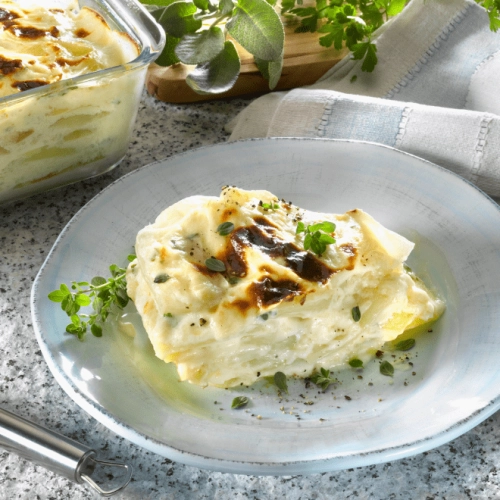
[0,408,132,496]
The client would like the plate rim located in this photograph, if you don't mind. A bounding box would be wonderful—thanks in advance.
[31,137,500,474]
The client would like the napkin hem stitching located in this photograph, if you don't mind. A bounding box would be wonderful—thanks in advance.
[471,115,493,185]
[385,4,471,100]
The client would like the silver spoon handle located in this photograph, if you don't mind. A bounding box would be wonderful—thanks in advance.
[0,407,132,497]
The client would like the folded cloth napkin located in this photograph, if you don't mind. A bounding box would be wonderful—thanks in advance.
[226,0,500,198]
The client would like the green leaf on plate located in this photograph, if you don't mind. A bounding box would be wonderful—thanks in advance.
[380,360,394,377]
[348,358,363,368]
[274,371,288,393]
[231,396,249,409]
[393,338,416,351]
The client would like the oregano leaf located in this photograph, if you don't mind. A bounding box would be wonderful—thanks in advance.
[274,371,288,393]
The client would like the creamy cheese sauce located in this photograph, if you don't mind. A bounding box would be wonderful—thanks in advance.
[127,187,445,388]
[0,0,141,202]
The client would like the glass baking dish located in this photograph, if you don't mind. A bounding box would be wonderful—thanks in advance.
[0,0,165,205]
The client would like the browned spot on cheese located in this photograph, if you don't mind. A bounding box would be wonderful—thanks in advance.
[74,27,90,38]
[227,277,304,315]
[220,208,234,221]
[191,262,219,278]
[231,299,252,314]
[0,8,19,22]
[8,25,47,38]
[0,55,23,75]
[56,57,86,67]
[143,300,154,314]
[13,130,34,143]
[12,80,48,92]
[220,217,335,284]
[339,243,357,270]
[159,247,168,262]
[251,277,302,308]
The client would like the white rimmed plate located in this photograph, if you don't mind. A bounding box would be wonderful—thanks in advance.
[31,138,500,475]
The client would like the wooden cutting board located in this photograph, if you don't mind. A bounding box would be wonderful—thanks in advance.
[146,22,348,103]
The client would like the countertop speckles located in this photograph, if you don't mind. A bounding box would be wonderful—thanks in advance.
[1,92,499,500]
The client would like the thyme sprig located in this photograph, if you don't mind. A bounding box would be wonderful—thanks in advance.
[310,367,338,391]
[48,256,135,340]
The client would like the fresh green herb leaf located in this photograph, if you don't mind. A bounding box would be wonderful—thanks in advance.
[308,221,336,233]
[154,273,171,283]
[274,371,288,393]
[48,260,130,340]
[380,360,394,377]
[226,0,284,61]
[351,40,378,72]
[91,323,103,338]
[386,0,407,17]
[47,289,68,303]
[186,40,240,94]
[296,221,306,234]
[217,221,235,236]
[261,202,280,210]
[155,1,202,38]
[296,220,336,256]
[205,257,226,272]
[142,1,500,95]
[351,305,361,322]
[175,27,225,65]
[231,396,249,409]
[254,55,283,90]
[348,358,363,368]
[164,312,173,318]
[310,367,338,391]
[393,338,416,351]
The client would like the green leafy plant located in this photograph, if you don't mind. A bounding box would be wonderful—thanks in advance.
[231,395,249,408]
[274,371,288,393]
[393,338,416,351]
[296,220,336,256]
[310,367,338,390]
[47,256,135,339]
[380,360,394,377]
[142,0,284,94]
[141,0,500,95]
[348,358,363,368]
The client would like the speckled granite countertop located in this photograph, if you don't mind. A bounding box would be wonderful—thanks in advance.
[1,92,499,500]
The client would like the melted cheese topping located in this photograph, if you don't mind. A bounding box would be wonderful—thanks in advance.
[0,0,138,97]
[127,187,445,388]
[0,0,142,203]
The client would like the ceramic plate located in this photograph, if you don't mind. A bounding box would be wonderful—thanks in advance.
[31,139,500,475]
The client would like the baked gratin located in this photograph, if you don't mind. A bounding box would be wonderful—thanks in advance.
[127,187,444,388]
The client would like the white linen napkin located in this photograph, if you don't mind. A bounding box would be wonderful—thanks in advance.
[226,0,500,198]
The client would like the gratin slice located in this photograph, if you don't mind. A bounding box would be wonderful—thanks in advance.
[127,187,444,388]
